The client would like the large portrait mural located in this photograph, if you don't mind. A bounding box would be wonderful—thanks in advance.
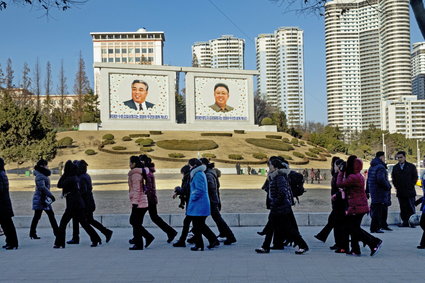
[194,77,248,121]
[109,73,169,120]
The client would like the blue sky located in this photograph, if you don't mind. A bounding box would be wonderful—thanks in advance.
[0,0,423,123]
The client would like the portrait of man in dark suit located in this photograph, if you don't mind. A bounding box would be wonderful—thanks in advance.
[123,80,155,110]
[209,83,234,112]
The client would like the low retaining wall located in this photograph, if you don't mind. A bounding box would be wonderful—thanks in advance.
[12,211,409,228]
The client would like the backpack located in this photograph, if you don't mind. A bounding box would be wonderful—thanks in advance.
[287,171,306,203]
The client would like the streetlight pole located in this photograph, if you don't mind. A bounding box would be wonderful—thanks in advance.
[382,133,386,160]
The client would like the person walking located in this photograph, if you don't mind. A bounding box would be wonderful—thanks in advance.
[67,160,113,244]
[128,156,154,250]
[337,156,382,256]
[187,158,218,251]
[29,159,58,239]
[172,165,192,247]
[315,169,321,184]
[366,152,392,233]
[255,156,309,254]
[310,168,315,184]
[53,160,102,248]
[314,157,349,253]
[139,155,177,243]
[391,151,418,227]
[0,158,18,250]
[417,155,425,249]
[200,158,236,245]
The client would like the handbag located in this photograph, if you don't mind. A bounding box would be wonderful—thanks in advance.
[45,196,54,206]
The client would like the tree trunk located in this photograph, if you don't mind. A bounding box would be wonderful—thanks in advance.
[411,0,425,39]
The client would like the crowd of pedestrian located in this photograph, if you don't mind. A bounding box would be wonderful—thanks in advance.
[1,150,425,255]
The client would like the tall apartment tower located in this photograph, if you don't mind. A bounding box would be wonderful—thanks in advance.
[192,42,212,68]
[325,0,412,134]
[90,28,164,65]
[412,42,425,99]
[191,35,244,69]
[256,27,305,127]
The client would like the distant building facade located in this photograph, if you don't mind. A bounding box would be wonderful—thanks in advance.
[412,42,425,99]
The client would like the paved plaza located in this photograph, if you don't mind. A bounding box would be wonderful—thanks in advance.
[0,225,424,282]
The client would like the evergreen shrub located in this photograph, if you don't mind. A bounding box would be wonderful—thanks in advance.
[228,154,243,160]
[168,153,185,158]
[156,140,218,151]
[85,149,96,155]
[102,134,114,140]
[245,138,294,151]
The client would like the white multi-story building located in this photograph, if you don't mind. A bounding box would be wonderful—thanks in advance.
[192,42,211,68]
[191,35,244,69]
[412,42,425,99]
[90,28,164,65]
[325,0,412,135]
[256,27,305,127]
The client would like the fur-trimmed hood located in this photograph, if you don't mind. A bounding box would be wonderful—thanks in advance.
[190,165,206,179]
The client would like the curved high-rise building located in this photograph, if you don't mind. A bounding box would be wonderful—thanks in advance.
[325,0,412,135]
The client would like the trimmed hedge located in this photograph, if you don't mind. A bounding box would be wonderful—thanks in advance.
[135,138,154,146]
[85,149,96,155]
[102,134,114,140]
[305,152,318,158]
[299,141,305,146]
[228,154,243,160]
[245,138,294,151]
[97,145,140,155]
[291,138,299,145]
[57,137,73,147]
[201,133,233,137]
[149,131,162,135]
[122,136,132,141]
[129,133,150,138]
[156,140,218,151]
[140,147,154,152]
[321,152,332,157]
[308,155,327,161]
[234,130,245,134]
[309,148,322,154]
[261,117,273,125]
[253,153,267,160]
[282,138,290,143]
[293,152,305,159]
[112,146,127,150]
[202,153,216,158]
[101,139,115,145]
[265,135,281,139]
[279,154,293,161]
[168,153,185,158]
[289,158,310,165]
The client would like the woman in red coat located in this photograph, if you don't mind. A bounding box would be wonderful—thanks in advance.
[337,155,382,256]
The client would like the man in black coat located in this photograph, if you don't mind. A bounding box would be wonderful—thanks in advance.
[123,80,155,110]
[0,158,18,249]
[391,151,418,227]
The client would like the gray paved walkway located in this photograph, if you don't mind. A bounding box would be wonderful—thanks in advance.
[0,225,424,282]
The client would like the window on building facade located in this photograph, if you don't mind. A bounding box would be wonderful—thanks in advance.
[148,48,154,53]
[122,48,127,53]
[108,49,113,54]
[122,58,127,63]
[135,57,141,62]
[135,48,140,53]
[108,58,113,62]
[142,48,147,53]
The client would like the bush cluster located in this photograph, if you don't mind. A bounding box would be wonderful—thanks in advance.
[112,146,127,150]
[265,135,282,139]
[135,138,154,146]
[202,153,216,159]
[149,131,162,135]
[201,133,233,137]
[260,117,273,125]
[129,133,150,138]
[228,154,243,160]
[299,141,305,146]
[140,147,154,152]
[102,134,114,140]
[252,153,267,160]
[85,149,96,155]
[291,138,299,145]
[234,130,245,134]
[156,140,218,151]
[293,152,305,159]
[279,154,293,160]
[245,138,294,151]
[309,148,322,154]
[305,152,318,158]
[101,139,115,145]
[122,136,132,141]
[57,137,73,147]
[168,153,185,158]
[282,138,290,143]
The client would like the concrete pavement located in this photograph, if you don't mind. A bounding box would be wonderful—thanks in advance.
[0,225,424,282]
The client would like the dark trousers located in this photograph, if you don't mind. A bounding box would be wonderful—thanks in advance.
[54,207,101,247]
[178,215,193,242]
[262,212,308,250]
[71,210,110,240]
[316,209,337,242]
[191,216,216,248]
[0,216,18,247]
[30,209,58,236]
[398,196,416,225]
[333,210,348,250]
[129,206,153,248]
[370,203,388,232]
[346,213,380,253]
[419,213,425,246]
[210,204,235,241]
[148,200,176,237]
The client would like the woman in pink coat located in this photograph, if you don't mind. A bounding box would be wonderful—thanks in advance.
[337,155,382,256]
[128,156,154,250]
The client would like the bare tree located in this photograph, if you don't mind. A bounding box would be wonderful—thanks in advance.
[0,63,4,89]
[73,51,91,124]
[254,93,273,124]
[43,61,53,116]
[17,62,32,107]
[0,0,87,16]
[57,59,68,120]
[32,58,42,111]
[5,58,14,89]
[270,0,425,39]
